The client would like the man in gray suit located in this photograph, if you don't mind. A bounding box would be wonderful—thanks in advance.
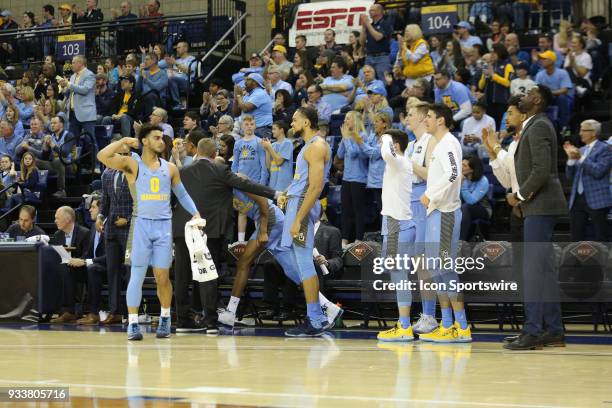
[59,55,97,145]
[505,85,568,350]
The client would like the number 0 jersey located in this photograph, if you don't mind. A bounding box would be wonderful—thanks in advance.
[129,156,172,220]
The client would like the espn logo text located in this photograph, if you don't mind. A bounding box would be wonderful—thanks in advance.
[296,7,368,30]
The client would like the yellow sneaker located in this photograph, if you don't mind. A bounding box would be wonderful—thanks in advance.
[454,322,472,343]
[377,322,414,342]
[418,323,458,343]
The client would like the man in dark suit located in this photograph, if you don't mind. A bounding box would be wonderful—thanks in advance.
[96,141,133,324]
[49,206,91,323]
[173,136,278,332]
[505,85,568,350]
[314,215,344,286]
[564,119,612,242]
[77,197,107,325]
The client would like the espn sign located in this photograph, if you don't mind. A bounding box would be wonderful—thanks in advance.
[288,0,375,47]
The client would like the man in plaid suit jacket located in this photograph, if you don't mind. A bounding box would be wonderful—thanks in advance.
[564,119,612,242]
[96,144,133,323]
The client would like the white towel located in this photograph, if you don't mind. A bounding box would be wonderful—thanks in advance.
[25,235,50,245]
[184,219,218,282]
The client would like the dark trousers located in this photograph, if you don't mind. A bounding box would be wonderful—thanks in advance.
[511,211,525,295]
[341,181,367,242]
[460,203,490,241]
[58,265,87,313]
[174,236,220,323]
[140,93,159,120]
[522,215,563,336]
[570,194,610,242]
[263,261,299,311]
[36,159,66,191]
[105,236,128,314]
[87,263,106,313]
[69,114,96,141]
[369,188,382,228]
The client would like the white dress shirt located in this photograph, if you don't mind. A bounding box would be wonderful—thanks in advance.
[490,140,519,192]
[515,115,536,200]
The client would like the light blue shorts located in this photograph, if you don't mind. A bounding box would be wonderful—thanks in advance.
[125,217,173,269]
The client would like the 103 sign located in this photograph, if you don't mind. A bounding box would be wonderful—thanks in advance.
[421,5,458,35]
[56,34,86,60]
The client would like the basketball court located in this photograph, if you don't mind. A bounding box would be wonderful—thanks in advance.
[1,324,611,407]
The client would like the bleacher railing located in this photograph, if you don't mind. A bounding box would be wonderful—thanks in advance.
[0,7,247,66]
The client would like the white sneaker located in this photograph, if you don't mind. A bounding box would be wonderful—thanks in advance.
[321,303,343,330]
[413,313,438,335]
[138,314,152,324]
[218,309,236,327]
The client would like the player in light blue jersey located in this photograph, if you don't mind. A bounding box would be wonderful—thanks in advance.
[217,189,342,328]
[97,124,201,341]
[277,107,333,337]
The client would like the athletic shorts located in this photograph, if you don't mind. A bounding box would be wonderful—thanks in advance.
[251,205,285,253]
[424,209,461,262]
[281,196,320,249]
[382,215,417,259]
[125,217,173,269]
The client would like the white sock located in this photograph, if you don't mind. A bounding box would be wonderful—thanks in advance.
[129,313,138,325]
[238,232,246,242]
[160,307,171,317]
[319,292,334,308]
[227,296,240,314]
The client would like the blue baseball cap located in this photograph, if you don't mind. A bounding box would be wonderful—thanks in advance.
[367,83,387,97]
[246,73,265,88]
[516,62,530,71]
[454,21,471,30]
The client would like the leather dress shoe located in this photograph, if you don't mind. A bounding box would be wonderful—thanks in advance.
[274,310,296,322]
[76,313,100,325]
[258,309,277,320]
[540,332,566,347]
[50,312,79,324]
[503,335,520,343]
[100,314,123,324]
[503,333,543,350]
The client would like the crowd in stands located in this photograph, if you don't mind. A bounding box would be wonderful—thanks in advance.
[0,1,610,326]
[0,0,168,63]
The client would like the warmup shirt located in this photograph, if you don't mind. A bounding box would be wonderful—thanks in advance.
[232,136,269,185]
[425,132,462,215]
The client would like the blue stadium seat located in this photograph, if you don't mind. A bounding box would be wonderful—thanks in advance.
[27,170,48,205]
[94,125,114,150]
[326,185,342,228]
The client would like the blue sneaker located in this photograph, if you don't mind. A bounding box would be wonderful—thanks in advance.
[127,323,143,341]
[285,317,325,337]
[156,316,171,339]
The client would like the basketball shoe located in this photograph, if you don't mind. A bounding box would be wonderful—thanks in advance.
[377,322,414,342]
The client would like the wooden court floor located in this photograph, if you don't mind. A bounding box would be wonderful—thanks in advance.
[0,327,611,407]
